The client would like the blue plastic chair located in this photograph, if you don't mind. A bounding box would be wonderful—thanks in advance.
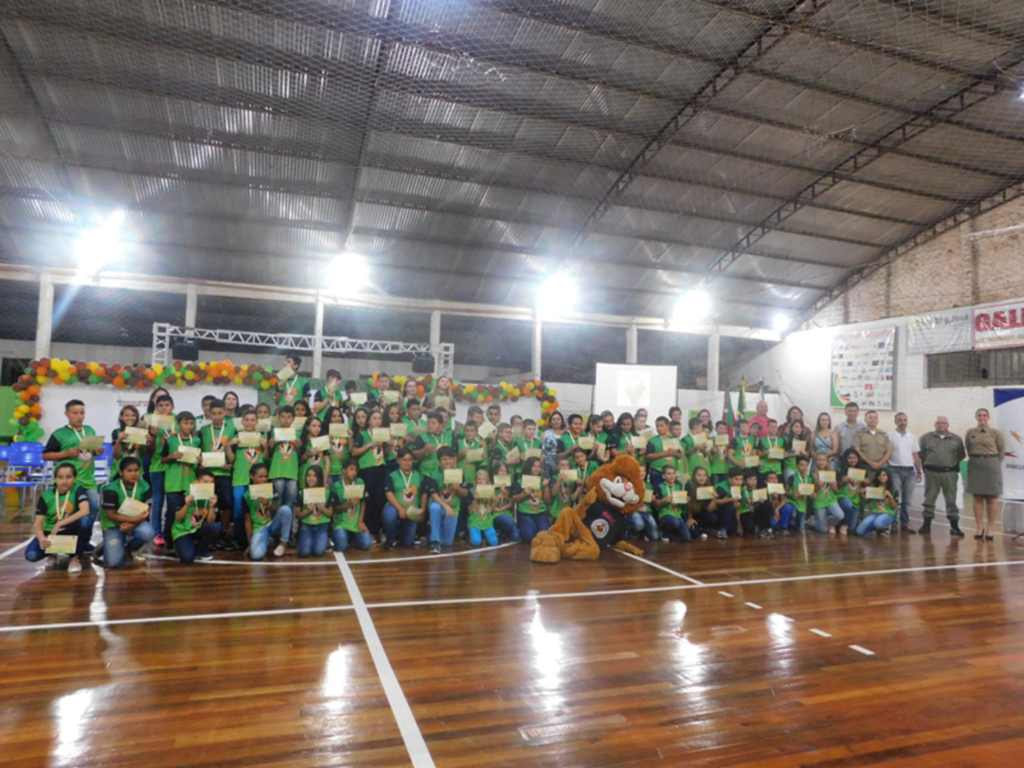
[93,442,114,486]
[0,444,10,463]
[3,441,45,517]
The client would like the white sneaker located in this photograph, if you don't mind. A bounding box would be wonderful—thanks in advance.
[67,558,83,575]
[273,543,286,557]
[132,550,146,562]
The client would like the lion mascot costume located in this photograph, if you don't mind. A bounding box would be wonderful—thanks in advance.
[531,454,646,563]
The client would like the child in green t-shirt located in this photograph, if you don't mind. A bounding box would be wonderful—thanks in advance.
[837,448,866,535]
[855,468,898,537]
[645,416,677,488]
[41,399,101,531]
[653,465,692,542]
[331,458,372,552]
[545,456,579,523]
[267,405,301,510]
[810,452,843,534]
[512,456,548,544]
[730,419,759,473]
[199,398,237,550]
[683,417,710,476]
[170,467,221,563]
[321,406,350,486]
[787,456,813,533]
[243,463,291,560]
[296,464,336,558]
[758,419,785,484]
[737,472,774,539]
[99,457,155,568]
[467,467,499,547]
[161,411,200,541]
[25,462,93,571]
[299,416,331,489]
[147,393,176,545]
[313,368,345,416]
[708,421,731,485]
[458,421,486,483]
[428,446,469,553]
[228,409,266,545]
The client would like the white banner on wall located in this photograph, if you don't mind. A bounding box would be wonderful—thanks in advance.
[974,299,1024,350]
[906,308,973,355]
[830,327,896,410]
[994,388,1024,501]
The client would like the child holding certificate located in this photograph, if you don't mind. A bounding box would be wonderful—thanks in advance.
[382,448,425,550]
[147,393,176,545]
[99,457,155,568]
[545,456,578,523]
[299,416,331,487]
[783,420,810,485]
[758,419,784,487]
[764,470,795,535]
[809,452,844,534]
[630,478,659,542]
[787,456,813,533]
[25,462,93,573]
[511,456,548,544]
[112,405,146,482]
[837,448,866,535]
[331,458,373,552]
[683,417,710,477]
[161,411,200,544]
[653,465,692,542]
[468,468,499,547]
[322,406,350,486]
[171,467,221,563]
[267,404,302,512]
[708,422,731,486]
[490,461,519,544]
[427,446,469,553]
[244,464,291,560]
[228,409,266,547]
[855,469,898,537]
[738,472,774,538]
[42,399,102,534]
[296,465,335,558]
[198,398,236,551]
[351,408,386,537]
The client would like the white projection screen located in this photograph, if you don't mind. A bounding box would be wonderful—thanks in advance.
[593,364,678,418]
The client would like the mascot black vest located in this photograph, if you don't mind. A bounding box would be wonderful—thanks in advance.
[581,499,630,548]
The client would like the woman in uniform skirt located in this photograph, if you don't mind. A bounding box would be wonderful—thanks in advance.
[965,408,1005,541]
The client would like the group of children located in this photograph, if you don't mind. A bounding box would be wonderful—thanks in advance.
[27,356,902,573]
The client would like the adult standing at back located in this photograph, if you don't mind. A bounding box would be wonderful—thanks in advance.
[812,413,840,470]
[917,416,966,536]
[887,412,921,535]
[748,401,770,437]
[854,410,893,485]
[836,402,865,454]
[965,408,1005,541]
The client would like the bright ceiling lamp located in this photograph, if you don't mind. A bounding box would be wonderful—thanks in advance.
[75,210,125,277]
[773,312,791,332]
[537,272,577,319]
[670,289,712,330]
[326,252,371,295]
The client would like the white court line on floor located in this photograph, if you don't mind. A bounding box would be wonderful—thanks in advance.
[744,602,763,610]
[850,645,875,656]
[614,549,705,584]
[0,603,356,634]
[6,557,1024,635]
[718,591,734,598]
[810,629,832,638]
[143,541,518,567]
[0,538,31,561]
[334,552,435,768]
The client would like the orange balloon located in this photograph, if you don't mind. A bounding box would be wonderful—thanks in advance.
[68,366,78,376]
[36,366,47,376]
[30,404,42,416]
[95,367,105,377]
[52,376,64,386]
[28,385,40,397]
[18,391,29,402]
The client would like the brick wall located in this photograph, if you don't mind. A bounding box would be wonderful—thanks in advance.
[810,194,1024,326]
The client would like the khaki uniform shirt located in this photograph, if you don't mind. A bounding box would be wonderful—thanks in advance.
[854,429,892,464]
[918,431,965,470]
[964,427,1004,457]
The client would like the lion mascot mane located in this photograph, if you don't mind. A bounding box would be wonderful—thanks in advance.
[531,454,646,563]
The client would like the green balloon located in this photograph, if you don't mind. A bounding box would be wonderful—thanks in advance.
[9,418,18,427]
[253,372,262,382]
[122,371,131,380]
[89,375,100,384]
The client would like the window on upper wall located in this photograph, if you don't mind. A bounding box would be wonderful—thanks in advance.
[926,349,1024,388]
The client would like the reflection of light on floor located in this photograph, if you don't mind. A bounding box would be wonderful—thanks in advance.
[53,689,94,764]
[766,614,794,672]
[528,608,565,713]
[321,645,351,716]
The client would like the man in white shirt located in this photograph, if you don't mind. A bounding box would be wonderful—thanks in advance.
[888,412,922,534]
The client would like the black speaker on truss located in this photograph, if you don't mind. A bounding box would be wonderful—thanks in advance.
[411,352,435,373]
[172,336,200,361]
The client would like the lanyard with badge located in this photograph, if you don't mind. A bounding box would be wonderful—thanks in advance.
[54,489,72,522]
[73,427,94,461]
[117,480,148,519]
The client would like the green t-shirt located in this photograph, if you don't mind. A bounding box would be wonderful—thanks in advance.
[708,439,729,474]
[232,445,265,486]
[387,468,424,509]
[47,425,99,489]
[243,490,276,535]
[279,376,310,406]
[517,480,547,516]
[546,474,578,519]
[100,478,151,531]
[560,432,582,455]
[428,469,462,517]
[331,478,366,532]
[814,475,837,508]
[171,498,214,540]
[837,470,863,506]
[316,386,345,412]
[199,422,236,477]
[656,481,685,519]
[414,432,449,477]
[759,436,784,475]
[646,434,669,472]
[269,437,300,481]
[297,487,337,526]
[36,485,89,532]
[468,496,497,530]
[732,436,759,470]
[326,434,349,472]
[865,494,896,516]
[357,430,385,470]
[147,413,176,475]
[164,433,200,493]
[788,472,814,513]
[683,434,710,473]
[459,436,486,482]
[298,443,330,489]
[783,434,807,472]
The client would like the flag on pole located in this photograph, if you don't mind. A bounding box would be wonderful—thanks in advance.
[737,379,747,417]
[759,379,766,401]
[723,386,734,430]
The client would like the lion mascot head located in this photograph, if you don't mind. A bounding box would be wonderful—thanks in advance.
[587,454,645,515]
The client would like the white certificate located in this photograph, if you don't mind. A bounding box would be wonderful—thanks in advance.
[371,428,390,443]
[768,446,785,460]
[691,433,707,447]
[493,474,512,487]
[697,486,715,500]
[744,455,761,467]
[349,392,368,405]
[257,418,273,433]
[522,475,541,490]
[329,422,350,438]
[444,469,463,485]
[178,445,201,464]
[478,421,496,439]
[767,482,785,496]
[238,431,261,448]
[274,428,297,442]
[671,490,688,505]
[750,488,768,502]
[124,427,149,445]
[866,486,885,500]
[848,468,866,482]
[303,487,326,506]
[798,483,815,496]
[309,435,330,451]
[715,434,730,447]
[578,436,595,450]
[791,440,807,452]
[118,497,149,518]
[190,482,215,501]
[382,390,399,403]
[201,452,226,468]
[390,423,408,438]
[474,484,495,499]
[47,535,78,555]
[150,414,174,431]
[342,484,364,500]
[818,471,836,484]
[560,469,579,482]
[249,483,274,500]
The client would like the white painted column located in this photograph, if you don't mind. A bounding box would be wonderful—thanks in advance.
[706,330,720,394]
[313,297,325,379]
[532,313,543,378]
[34,272,54,360]
[185,282,197,333]
[626,324,638,364]
[429,310,441,349]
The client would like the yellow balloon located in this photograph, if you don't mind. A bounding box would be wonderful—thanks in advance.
[153,363,164,375]
[175,379,184,388]
[260,380,270,389]
[36,375,47,385]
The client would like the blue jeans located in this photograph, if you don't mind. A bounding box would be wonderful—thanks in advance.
[297,522,329,557]
[429,501,457,547]
[382,504,418,546]
[174,523,222,564]
[772,502,795,530]
[333,527,373,552]
[517,511,549,544]
[659,514,692,542]
[694,504,738,536]
[809,503,844,532]
[890,466,916,527]
[630,511,658,540]
[165,491,186,542]
[647,468,664,489]
[837,496,861,531]
[102,522,156,568]
[248,507,293,560]
[359,466,387,535]
[493,513,519,543]
[470,526,498,546]
[149,471,166,532]
[25,515,94,561]
[272,478,298,509]
[857,513,895,535]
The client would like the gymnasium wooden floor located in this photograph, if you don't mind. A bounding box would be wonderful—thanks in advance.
[3,510,1024,767]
